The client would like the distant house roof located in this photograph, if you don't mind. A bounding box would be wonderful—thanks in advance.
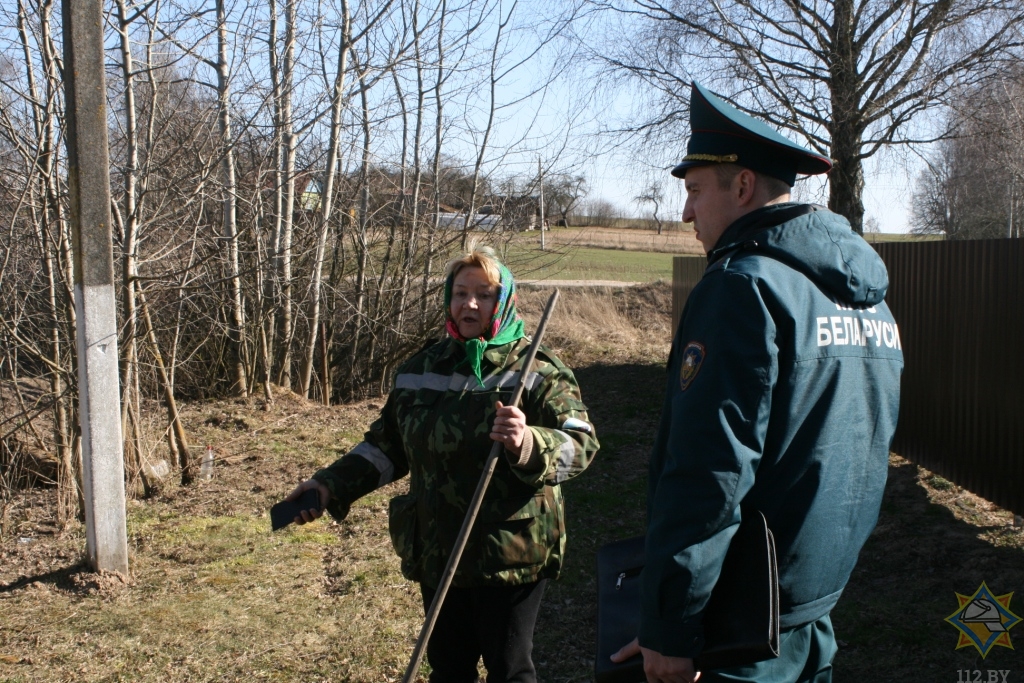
[299,177,323,211]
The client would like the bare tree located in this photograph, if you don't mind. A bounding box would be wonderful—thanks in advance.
[581,197,620,227]
[215,0,249,395]
[298,0,352,400]
[0,0,592,509]
[112,0,148,493]
[269,0,298,392]
[594,0,1024,233]
[634,181,663,234]
[543,174,587,227]
[2,0,81,521]
[912,72,1024,239]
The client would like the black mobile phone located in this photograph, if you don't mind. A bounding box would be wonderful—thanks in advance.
[270,487,322,531]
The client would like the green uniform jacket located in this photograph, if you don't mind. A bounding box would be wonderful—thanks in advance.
[639,204,903,658]
[313,336,599,588]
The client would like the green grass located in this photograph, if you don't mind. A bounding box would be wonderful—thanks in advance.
[571,217,689,231]
[0,511,350,682]
[493,228,933,284]
[863,232,944,243]
[504,244,678,282]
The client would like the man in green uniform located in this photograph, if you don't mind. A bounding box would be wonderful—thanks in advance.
[613,83,903,682]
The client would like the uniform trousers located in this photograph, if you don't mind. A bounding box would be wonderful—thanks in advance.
[419,579,547,683]
[704,615,838,683]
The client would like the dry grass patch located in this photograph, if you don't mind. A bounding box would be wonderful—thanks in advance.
[541,226,704,255]
[517,282,673,366]
[0,385,429,683]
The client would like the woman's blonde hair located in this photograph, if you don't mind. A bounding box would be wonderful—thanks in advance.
[444,243,502,286]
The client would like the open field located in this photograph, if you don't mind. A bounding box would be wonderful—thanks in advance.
[505,244,679,283]
[536,227,705,255]
[501,226,944,284]
[2,283,1023,683]
[518,225,942,255]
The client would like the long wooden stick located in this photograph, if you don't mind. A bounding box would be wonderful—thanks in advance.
[402,289,560,683]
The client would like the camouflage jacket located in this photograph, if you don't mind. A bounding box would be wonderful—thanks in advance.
[312,336,599,588]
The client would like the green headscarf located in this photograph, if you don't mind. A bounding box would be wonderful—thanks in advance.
[444,257,525,386]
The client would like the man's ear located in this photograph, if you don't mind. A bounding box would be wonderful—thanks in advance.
[734,169,758,206]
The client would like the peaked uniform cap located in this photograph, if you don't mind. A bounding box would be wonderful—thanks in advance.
[671,82,833,186]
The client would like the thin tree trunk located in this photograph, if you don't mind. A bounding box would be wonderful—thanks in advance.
[466,0,500,245]
[319,321,330,405]
[267,0,282,385]
[138,287,193,484]
[24,0,77,522]
[169,221,202,392]
[367,69,410,376]
[419,0,446,333]
[397,0,425,337]
[253,197,275,405]
[345,65,371,396]
[216,0,248,394]
[114,0,144,489]
[130,376,154,497]
[274,0,298,390]
[299,0,350,398]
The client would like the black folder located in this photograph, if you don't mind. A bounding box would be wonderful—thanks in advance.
[594,535,646,683]
[594,511,780,682]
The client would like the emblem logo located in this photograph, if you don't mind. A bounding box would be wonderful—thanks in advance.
[679,342,706,391]
[944,582,1021,658]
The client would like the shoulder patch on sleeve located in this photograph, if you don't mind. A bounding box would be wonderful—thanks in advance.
[679,341,706,391]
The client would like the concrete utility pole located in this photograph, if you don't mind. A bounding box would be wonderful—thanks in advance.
[62,0,129,574]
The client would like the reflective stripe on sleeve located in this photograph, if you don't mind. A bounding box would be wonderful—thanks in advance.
[395,370,543,393]
[553,431,576,483]
[351,441,395,487]
[395,372,450,391]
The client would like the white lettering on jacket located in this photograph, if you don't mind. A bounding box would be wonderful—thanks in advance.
[816,315,901,350]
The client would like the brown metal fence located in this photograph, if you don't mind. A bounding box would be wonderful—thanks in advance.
[876,239,1024,517]
[674,242,1024,517]
[672,256,707,331]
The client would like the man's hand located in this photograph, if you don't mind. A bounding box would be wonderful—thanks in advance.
[284,479,330,524]
[610,637,641,663]
[609,638,700,683]
[639,646,699,683]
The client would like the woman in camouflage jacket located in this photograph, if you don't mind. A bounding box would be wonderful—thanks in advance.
[286,246,599,682]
